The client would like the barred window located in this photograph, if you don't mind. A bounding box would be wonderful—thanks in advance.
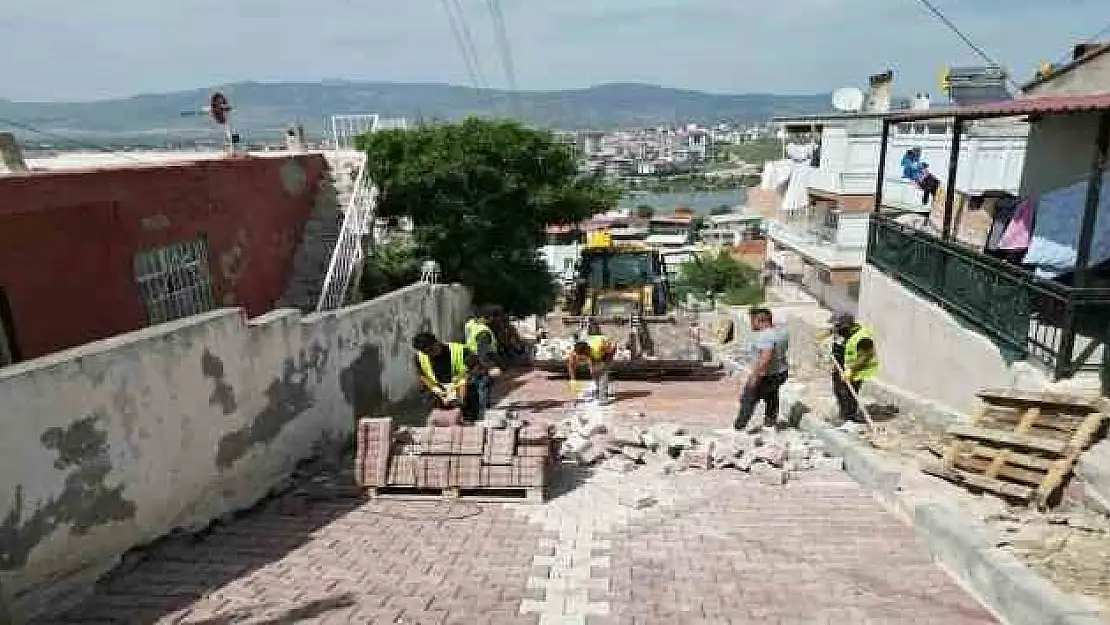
[134,237,217,325]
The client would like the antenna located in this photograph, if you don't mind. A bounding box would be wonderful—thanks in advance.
[831,87,865,112]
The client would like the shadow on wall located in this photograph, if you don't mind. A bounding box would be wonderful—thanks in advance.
[0,282,470,620]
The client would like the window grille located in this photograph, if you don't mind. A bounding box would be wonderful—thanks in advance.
[134,237,217,325]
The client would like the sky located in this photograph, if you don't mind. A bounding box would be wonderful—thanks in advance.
[0,0,1106,102]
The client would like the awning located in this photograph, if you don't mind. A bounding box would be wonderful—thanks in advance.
[884,92,1110,122]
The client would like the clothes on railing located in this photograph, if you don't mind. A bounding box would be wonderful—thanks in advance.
[900,148,940,205]
[997,198,1034,251]
[1022,171,1110,279]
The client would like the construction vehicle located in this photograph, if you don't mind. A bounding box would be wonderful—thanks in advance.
[533,230,711,376]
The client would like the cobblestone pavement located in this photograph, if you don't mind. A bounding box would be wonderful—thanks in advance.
[46,372,997,624]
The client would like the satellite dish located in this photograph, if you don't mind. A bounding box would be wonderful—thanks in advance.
[209,92,232,125]
[831,87,865,112]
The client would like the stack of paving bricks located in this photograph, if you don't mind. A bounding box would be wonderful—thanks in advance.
[355,417,553,501]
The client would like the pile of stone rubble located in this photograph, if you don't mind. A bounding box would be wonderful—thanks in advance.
[533,337,634,362]
[552,403,844,486]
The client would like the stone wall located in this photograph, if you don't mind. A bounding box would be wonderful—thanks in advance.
[0,283,470,618]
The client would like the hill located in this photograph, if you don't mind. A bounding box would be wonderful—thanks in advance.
[0,81,830,143]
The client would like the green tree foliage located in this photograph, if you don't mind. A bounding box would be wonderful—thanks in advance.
[358,239,423,300]
[356,118,620,316]
[634,204,655,218]
[671,250,764,307]
[710,204,732,215]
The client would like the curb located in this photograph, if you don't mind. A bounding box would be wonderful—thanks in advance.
[781,390,1109,625]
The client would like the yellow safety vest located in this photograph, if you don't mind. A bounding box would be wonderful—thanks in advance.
[465,318,497,353]
[417,343,467,384]
[844,326,879,382]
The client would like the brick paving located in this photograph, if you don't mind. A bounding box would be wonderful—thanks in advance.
[44,371,997,624]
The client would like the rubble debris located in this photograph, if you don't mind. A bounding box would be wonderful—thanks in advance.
[551,401,843,480]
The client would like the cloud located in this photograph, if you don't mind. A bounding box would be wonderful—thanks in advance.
[0,0,1104,101]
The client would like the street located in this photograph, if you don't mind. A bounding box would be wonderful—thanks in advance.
[47,373,998,625]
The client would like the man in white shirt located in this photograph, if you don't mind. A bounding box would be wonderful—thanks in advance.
[734,307,790,432]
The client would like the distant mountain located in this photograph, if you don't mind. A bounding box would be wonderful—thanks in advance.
[0,81,830,143]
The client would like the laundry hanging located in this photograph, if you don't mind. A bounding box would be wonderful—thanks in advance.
[1022,170,1110,279]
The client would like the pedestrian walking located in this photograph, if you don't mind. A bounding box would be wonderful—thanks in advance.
[734,307,790,432]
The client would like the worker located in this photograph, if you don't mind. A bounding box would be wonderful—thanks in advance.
[567,332,617,404]
[412,332,489,423]
[465,305,500,371]
[734,307,790,432]
[818,312,879,425]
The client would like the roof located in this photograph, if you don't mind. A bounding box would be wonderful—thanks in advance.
[883,92,1110,122]
[1022,43,1110,92]
[773,111,894,124]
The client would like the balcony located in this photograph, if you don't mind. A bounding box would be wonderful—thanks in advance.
[765,208,868,269]
[867,215,1110,381]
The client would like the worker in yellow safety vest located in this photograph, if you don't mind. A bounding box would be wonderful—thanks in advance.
[817,312,879,425]
[566,333,617,404]
[465,306,500,369]
[412,332,487,422]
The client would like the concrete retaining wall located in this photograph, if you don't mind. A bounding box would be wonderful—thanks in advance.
[0,283,470,618]
[856,265,1104,415]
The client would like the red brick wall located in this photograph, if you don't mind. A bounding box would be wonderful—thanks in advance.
[0,154,328,360]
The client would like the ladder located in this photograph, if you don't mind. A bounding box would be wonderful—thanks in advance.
[315,156,378,312]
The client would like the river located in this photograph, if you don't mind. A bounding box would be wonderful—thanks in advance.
[618,188,749,214]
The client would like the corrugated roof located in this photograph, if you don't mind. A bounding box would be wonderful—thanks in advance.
[884,92,1110,122]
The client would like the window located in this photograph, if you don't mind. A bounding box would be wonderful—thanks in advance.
[134,237,217,325]
[926,123,949,135]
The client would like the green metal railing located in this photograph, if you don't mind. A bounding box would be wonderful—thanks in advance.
[867,215,1110,383]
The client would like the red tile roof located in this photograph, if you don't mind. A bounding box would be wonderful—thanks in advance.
[885,92,1110,122]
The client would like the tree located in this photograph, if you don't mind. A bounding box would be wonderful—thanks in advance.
[671,250,763,307]
[634,204,655,218]
[710,204,732,215]
[356,118,620,316]
[358,239,423,300]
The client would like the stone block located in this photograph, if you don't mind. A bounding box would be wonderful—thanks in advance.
[455,426,485,455]
[577,442,606,466]
[452,457,484,488]
[814,456,845,471]
[755,444,787,467]
[355,417,392,487]
[609,425,643,446]
[481,464,514,488]
[621,446,648,462]
[680,444,713,470]
[758,467,789,486]
[419,456,452,488]
[484,428,518,465]
[387,454,420,486]
[512,456,547,487]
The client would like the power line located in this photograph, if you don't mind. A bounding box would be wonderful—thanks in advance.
[438,0,484,91]
[484,0,520,116]
[449,0,488,89]
[911,0,1021,91]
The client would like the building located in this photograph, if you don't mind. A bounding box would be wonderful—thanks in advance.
[0,144,332,364]
[758,70,1028,312]
[858,42,1110,414]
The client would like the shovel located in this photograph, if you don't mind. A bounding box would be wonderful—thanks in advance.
[829,357,878,434]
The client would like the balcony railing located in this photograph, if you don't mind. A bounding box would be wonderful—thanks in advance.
[867,215,1110,382]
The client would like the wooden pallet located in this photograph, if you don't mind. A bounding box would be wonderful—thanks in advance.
[365,485,545,503]
[921,388,1107,508]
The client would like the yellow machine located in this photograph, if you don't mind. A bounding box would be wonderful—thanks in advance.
[538,229,708,375]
